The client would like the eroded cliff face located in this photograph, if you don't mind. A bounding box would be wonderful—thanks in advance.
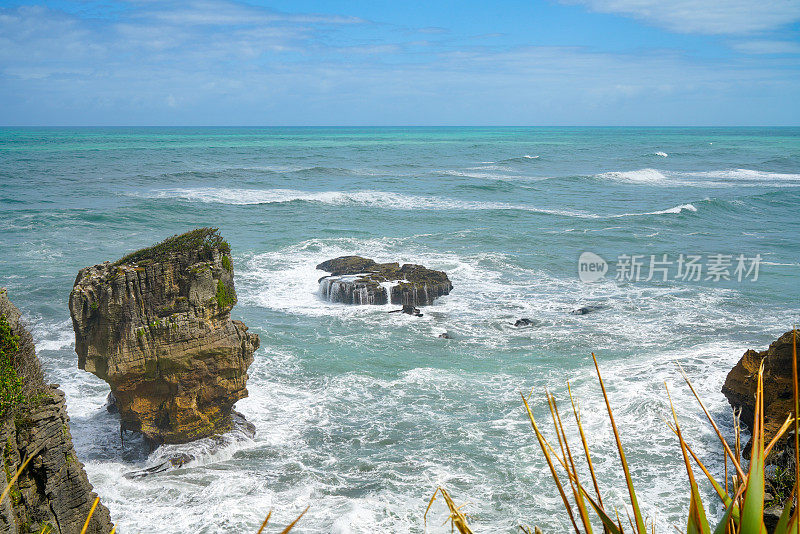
[69,229,259,445]
[722,329,798,452]
[0,289,113,534]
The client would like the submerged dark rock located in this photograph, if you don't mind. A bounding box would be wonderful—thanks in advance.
[124,411,255,479]
[438,332,452,339]
[317,256,452,307]
[389,304,423,317]
[514,318,535,327]
[570,305,606,315]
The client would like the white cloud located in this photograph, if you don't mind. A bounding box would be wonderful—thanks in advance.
[732,40,800,54]
[0,1,799,125]
[562,0,800,34]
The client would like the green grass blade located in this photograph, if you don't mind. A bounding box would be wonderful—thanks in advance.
[580,486,623,534]
[711,498,738,534]
[686,480,711,534]
[739,362,766,534]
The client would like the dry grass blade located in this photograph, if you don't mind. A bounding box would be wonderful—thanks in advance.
[79,496,100,534]
[278,505,309,534]
[764,415,795,458]
[256,510,273,534]
[592,353,646,534]
[675,363,747,483]
[424,487,474,534]
[549,393,594,533]
[521,392,582,534]
[665,384,710,534]
[569,382,605,510]
[664,420,739,520]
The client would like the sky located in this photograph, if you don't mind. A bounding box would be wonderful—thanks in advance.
[1,0,799,125]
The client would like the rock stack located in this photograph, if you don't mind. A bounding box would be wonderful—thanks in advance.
[69,228,259,445]
[316,256,453,307]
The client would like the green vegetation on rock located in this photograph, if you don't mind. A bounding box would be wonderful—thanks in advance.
[0,314,23,418]
[215,280,235,309]
[222,254,233,272]
[115,227,230,266]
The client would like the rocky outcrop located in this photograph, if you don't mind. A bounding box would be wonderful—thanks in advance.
[316,256,453,307]
[722,329,798,452]
[0,289,113,534]
[722,329,799,528]
[69,228,259,445]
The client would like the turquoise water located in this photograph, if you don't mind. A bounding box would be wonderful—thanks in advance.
[1,127,799,532]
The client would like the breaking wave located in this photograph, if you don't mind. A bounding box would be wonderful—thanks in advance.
[142,188,699,219]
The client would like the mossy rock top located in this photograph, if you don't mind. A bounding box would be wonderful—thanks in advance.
[115,227,231,266]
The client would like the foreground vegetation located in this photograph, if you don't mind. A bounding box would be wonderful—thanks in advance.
[429,329,800,533]
[3,328,796,532]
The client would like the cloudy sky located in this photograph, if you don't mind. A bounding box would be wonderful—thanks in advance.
[1,0,799,125]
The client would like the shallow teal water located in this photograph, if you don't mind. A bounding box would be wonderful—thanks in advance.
[1,127,799,532]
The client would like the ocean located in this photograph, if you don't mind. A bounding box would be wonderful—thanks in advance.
[1,126,798,532]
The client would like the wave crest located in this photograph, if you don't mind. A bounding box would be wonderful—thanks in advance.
[142,188,697,219]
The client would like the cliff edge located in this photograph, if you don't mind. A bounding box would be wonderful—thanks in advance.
[0,288,113,534]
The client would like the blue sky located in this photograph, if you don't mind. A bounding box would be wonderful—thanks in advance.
[1,0,799,125]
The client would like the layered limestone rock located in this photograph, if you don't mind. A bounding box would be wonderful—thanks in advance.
[69,228,259,445]
[722,329,799,529]
[317,256,453,307]
[722,329,798,452]
[0,289,113,534]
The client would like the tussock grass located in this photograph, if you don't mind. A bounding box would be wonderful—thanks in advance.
[430,329,800,533]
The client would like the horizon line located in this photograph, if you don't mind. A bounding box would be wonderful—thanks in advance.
[1,124,799,128]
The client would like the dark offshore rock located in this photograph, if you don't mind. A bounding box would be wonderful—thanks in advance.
[514,318,535,327]
[722,329,798,453]
[69,228,259,445]
[316,256,453,307]
[570,305,606,315]
[389,305,423,317]
[0,289,113,534]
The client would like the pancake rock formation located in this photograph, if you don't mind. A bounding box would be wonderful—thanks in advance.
[722,329,798,454]
[0,289,113,534]
[69,228,259,445]
[316,256,453,307]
